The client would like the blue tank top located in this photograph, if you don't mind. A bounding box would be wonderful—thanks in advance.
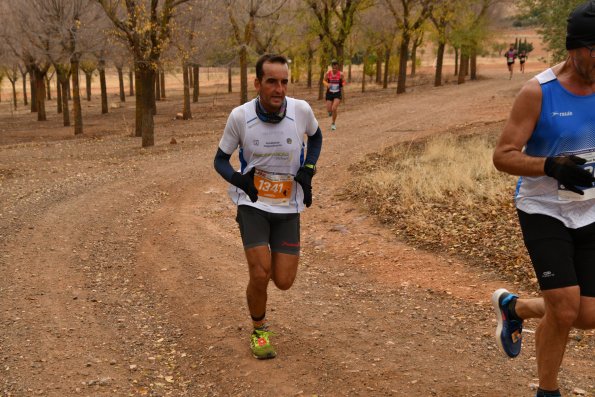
[515,68,595,228]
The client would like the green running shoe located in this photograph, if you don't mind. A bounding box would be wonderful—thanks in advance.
[250,329,276,360]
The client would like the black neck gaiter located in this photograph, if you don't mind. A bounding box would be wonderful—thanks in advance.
[255,97,287,124]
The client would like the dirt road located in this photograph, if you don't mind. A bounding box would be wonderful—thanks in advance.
[1,69,593,396]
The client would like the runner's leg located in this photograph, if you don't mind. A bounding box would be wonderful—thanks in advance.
[574,296,595,329]
[515,298,545,318]
[326,100,332,116]
[271,253,299,290]
[535,286,580,391]
[331,98,341,124]
[245,246,272,320]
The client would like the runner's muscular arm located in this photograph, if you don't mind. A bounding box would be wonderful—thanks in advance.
[214,148,236,183]
[493,78,546,177]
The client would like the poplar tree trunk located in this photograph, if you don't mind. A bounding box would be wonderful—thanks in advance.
[317,66,324,100]
[434,42,445,87]
[307,51,313,89]
[61,80,70,126]
[411,42,418,77]
[117,66,126,102]
[85,72,92,101]
[155,73,161,101]
[182,62,192,120]
[160,71,165,98]
[454,47,459,76]
[470,47,477,80]
[376,51,382,84]
[362,51,367,93]
[383,48,391,89]
[11,81,17,109]
[30,67,37,112]
[192,65,199,103]
[57,82,63,114]
[33,69,46,121]
[99,61,108,114]
[239,45,248,104]
[129,69,134,96]
[397,35,410,94]
[46,77,52,100]
[71,58,83,135]
[139,67,155,147]
[21,71,28,106]
[228,65,232,93]
[458,52,469,84]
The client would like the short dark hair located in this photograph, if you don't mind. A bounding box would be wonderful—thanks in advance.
[255,54,288,81]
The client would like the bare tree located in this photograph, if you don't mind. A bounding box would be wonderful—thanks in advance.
[1,64,19,109]
[97,0,193,147]
[384,0,433,94]
[306,0,370,67]
[226,0,285,104]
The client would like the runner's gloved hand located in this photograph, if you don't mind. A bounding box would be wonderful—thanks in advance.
[544,155,595,195]
[231,168,258,202]
[294,166,314,207]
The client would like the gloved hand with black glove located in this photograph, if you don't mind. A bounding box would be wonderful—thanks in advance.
[231,168,258,202]
[294,166,315,207]
[544,155,595,195]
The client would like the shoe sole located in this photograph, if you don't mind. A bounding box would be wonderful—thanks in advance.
[252,352,277,360]
[491,288,509,357]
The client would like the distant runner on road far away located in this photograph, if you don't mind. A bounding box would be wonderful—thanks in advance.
[491,2,595,396]
[213,53,323,360]
[323,59,344,131]
[504,43,517,80]
[519,50,528,74]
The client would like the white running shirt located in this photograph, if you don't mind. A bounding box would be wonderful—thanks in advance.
[218,97,319,213]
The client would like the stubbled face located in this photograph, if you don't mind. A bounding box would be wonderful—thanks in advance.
[570,46,595,85]
[332,63,339,72]
[254,61,288,113]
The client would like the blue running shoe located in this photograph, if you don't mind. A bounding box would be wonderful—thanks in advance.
[492,288,523,358]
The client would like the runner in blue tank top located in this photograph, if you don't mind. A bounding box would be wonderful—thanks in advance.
[491,2,595,396]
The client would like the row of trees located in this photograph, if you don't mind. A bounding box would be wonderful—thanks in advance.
[0,0,572,147]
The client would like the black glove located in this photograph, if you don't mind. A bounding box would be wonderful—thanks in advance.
[294,166,314,207]
[231,168,258,202]
[544,155,595,195]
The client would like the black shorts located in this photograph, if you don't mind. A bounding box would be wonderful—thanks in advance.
[235,205,300,255]
[517,210,595,297]
[325,91,342,101]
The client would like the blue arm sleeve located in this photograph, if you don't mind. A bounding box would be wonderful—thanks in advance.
[304,127,323,165]
[214,148,236,183]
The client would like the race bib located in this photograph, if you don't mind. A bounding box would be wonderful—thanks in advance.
[329,83,340,92]
[254,169,293,206]
[507,57,514,62]
[557,150,595,201]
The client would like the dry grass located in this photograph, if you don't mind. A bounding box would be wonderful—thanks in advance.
[346,123,539,289]
[360,134,512,207]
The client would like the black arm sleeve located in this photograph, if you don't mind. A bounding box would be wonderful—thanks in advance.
[304,127,323,165]
[214,148,236,183]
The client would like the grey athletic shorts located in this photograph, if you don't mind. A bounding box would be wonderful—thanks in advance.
[235,205,300,255]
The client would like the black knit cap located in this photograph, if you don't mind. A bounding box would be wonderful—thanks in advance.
[566,0,595,49]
